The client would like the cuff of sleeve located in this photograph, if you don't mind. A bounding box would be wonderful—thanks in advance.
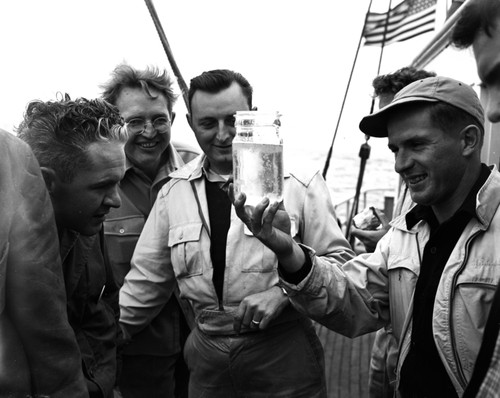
[278,244,313,285]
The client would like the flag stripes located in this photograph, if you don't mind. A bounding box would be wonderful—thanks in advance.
[363,0,437,46]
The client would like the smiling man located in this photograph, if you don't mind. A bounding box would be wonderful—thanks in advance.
[18,97,127,398]
[119,69,354,397]
[101,64,198,398]
[234,76,500,398]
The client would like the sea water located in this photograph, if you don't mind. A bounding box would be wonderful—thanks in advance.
[232,141,284,207]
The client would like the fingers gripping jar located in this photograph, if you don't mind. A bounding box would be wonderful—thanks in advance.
[232,111,283,207]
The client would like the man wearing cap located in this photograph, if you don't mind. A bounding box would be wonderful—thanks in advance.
[231,75,500,397]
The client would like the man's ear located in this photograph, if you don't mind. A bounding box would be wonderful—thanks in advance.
[460,124,482,157]
[171,111,176,126]
[40,167,58,194]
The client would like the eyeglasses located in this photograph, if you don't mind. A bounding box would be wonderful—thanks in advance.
[125,116,171,136]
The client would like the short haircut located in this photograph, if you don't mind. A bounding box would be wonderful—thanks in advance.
[101,63,177,114]
[394,101,484,140]
[451,0,500,49]
[188,69,253,112]
[428,102,484,141]
[372,67,436,97]
[17,96,127,183]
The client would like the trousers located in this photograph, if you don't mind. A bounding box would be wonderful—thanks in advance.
[184,317,327,398]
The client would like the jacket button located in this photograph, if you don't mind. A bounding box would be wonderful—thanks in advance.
[119,228,125,234]
[430,247,437,254]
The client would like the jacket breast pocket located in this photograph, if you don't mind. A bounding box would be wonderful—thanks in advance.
[0,243,8,314]
[453,261,500,373]
[387,253,419,339]
[104,216,145,286]
[168,223,204,278]
[240,232,277,273]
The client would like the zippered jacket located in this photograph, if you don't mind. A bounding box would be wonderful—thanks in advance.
[120,155,354,336]
[283,167,500,397]
[0,130,88,397]
[104,143,195,356]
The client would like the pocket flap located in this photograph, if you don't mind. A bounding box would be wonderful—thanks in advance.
[168,223,203,246]
[104,216,145,236]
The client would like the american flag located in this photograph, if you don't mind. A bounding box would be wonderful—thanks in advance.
[363,0,437,46]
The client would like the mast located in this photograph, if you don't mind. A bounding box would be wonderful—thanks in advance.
[144,0,190,110]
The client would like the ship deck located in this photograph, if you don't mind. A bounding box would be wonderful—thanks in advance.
[314,323,377,398]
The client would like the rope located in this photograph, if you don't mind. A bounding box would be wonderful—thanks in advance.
[344,0,394,240]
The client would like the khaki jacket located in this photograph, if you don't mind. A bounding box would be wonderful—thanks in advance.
[285,167,500,397]
[0,130,87,398]
[104,144,195,355]
[120,155,354,335]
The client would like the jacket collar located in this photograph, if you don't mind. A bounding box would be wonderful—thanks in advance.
[169,154,205,181]
[59,228,97,298]
[392,165,500,232]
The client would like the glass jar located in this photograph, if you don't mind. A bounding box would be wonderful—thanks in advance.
[232,111,283,207]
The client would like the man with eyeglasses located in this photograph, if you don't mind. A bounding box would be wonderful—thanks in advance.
[100,64,197,398]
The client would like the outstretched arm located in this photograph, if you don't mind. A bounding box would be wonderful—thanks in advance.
[229,184,306,274]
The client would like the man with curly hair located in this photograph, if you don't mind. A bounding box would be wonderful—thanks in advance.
[18,97,127,398]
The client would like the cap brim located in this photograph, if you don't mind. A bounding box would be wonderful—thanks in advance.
[359,96,439,137]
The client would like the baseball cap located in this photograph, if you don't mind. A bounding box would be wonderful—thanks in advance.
[359,76,485,137]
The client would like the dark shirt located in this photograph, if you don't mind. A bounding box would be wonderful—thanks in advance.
[205,178,231,305]
[60,228,120,398]
[399,164,490,398]
[120,152,177,218]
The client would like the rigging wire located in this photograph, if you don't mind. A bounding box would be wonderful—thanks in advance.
[345,0,394,243]
[322,0,375,180]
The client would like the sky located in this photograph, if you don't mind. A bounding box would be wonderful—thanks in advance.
[0,0,480,192]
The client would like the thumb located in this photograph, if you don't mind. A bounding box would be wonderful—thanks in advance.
[233,301,246,334]
[373,208,390,227]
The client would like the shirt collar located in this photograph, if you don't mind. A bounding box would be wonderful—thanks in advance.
[125,144,184,183]
[406,163,491,230]
[200,157,231,182]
